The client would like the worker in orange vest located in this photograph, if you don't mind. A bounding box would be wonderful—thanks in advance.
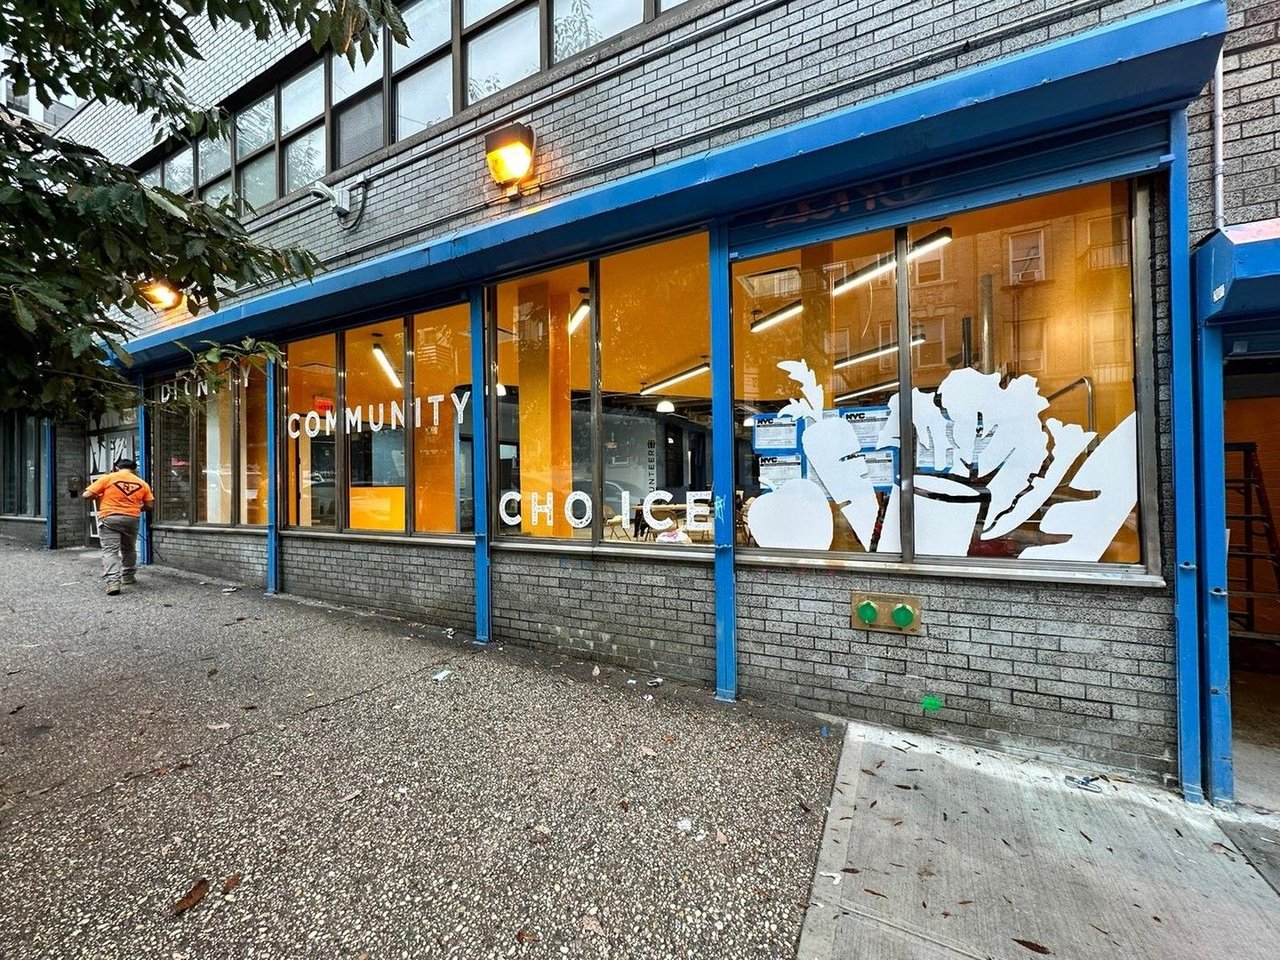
[82,458,155,596]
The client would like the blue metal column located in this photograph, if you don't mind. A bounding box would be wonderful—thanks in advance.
[710,222,737,701]
[1197,319,1233,800]
[135,385,151,565]
[41,419,55,549]
[1169,109,1206,803]
[265,360,280,595]
[470,286,491,645]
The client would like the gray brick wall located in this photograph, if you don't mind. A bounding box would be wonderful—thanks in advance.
[279,535,474,628]
[53,420,89,548]
[490,550,716,683]
[152,526,268,585]
[1188,0,1280,238]
[0,517,43,545]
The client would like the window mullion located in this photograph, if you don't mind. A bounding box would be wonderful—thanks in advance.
[337,334,349,532]
[589,258,602,545]
[893,226,915,563]
[453,0,464,112]
[403,315,415,535]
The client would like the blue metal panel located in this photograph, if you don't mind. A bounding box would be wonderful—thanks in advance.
[710,221,737,702]
[1196,226,1280,327]
[731,116,1172,258]
[121,0,1225,371]
[265,360,280,595]
[1169,110,1205,804]
[469,287,491,646]
[41,419,54,549]
[135,386,151,565]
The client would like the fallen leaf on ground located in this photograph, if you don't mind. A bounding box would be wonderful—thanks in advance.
[640,746,657,758]
[863,888,888,899]
[716,829,728,844]
[222,874,242,895]
[1210,842,1237,860]
[618,800,630,812]
[1013,939,1052,955]
[206,723,230,731]
[860,768,877,777]
[841,867,861,874]
[582,916,604,935]
[339,790,362,803]
[515,929,540,944]
[7,705,23,715]
[170,878,210,917]
[1080,830,1092,843]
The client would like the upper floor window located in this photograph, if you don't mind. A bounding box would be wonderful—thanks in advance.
[137,0,690,212]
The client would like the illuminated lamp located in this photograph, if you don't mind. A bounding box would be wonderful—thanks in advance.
[568,288,590,334]
[485,122,536,197]
[655,399,676,414]
[141,280,182,310]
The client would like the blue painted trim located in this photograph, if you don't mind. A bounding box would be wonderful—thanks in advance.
[1169,110,1205,804]
[136,386,151,565]
[1196,226,1280,327]
[121,0,1225,370]
[470,287,491,646]
[265,360,280,595]
[710,221,737,702]
[1197,321,1233,801]
[41,419,55,549]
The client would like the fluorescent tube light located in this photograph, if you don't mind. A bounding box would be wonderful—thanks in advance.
[834,379,899,403]
[640,361,711,396]
[749,301,803,333]
[833,335,926,371]
[568,288,590,334]
[371,342,403,390]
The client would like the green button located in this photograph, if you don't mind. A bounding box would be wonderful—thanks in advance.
[891,603,916,628]
[856,600,879,624]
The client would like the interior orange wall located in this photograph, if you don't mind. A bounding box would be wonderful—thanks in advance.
[1225,396,1280,634]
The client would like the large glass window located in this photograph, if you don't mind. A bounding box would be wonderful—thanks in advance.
[466,6,540,104]
[344,320,408,532]
[495,262,593,538]
[413,304,473,534]
[599,233,713,544]
[155,399,192,523]
[553,0,643,62]
[197,381,235,524]
[0,413,42,517]
[241,366,270,525]
[732,182,1143,566]
[285,335,338,528]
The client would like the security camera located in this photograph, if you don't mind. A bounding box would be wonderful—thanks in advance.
[308,180,350,217]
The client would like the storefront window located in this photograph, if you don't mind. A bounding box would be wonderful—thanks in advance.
[285,335,338,528]
[0,413,42,517]
[599,233,713,545]
[240,366,269,525]
[734,230,900,553]
[345,319,407,532]
[413,304,473,534]
[197,380,235,524]
[732,182,1142,566]
[495,262,593,538]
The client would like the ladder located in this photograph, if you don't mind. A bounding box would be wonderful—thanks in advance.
[1226,442,1280,635]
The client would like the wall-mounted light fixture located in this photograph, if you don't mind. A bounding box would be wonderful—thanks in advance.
[567,288,590,334]
[640,358,711,396]
[371,337,403,390]
[834,379,900,404]
[141,280,182,310]
[485,122,537,199]
[749,227,953,333]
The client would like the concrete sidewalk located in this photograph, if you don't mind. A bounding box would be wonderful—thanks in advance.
[800,723,1280,960]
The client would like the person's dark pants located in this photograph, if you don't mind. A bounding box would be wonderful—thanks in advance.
[99,514,140,584]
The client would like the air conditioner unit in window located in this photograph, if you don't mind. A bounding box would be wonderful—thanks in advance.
[1013,268,1044,284]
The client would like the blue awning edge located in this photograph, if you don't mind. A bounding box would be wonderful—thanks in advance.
[1195,219,1280,327]
[124,0,1227,369]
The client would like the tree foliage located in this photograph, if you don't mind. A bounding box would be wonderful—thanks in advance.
[0,1,408,420]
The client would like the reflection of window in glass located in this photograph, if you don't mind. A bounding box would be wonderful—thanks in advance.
[197,382,235,524]
[413,304,473,534]
[281,61,324,134]
[1008,229,1045,284]
[163,145,194,195]
[335,92,384,168]
[396,56,452,140]
[238,151,277,211]
[464,0,509,26]
[331,48,383,104]
[907,181,1139,564]
[156,399,192,523]
[553,0,642,62]
[599,233,712,545]
[345,319,407,532]
[284,126,326,195]
[198,135,231,182]
[240,366,269,525]
[732,230,900,555]
[236,95,275,159]
[494,260,593,539]
[913,245,944,284]
[1087,214,1130,269]
[285,335,337,528]
[395,0,450,69]
[466,6,540,105]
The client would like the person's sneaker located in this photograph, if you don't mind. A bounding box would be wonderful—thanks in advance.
[106,582,121,596]
[122,575,136,585]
